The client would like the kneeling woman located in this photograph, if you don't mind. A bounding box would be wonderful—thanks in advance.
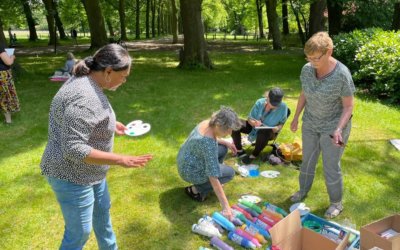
[177,107,241,219]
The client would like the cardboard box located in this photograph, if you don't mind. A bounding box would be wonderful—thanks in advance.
[269,210,349,250]
[301,213,360,249]
[360,214,400,250]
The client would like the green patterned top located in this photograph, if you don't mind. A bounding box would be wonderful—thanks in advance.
[300,61,355,133]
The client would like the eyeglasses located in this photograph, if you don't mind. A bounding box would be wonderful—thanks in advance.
[305,53,325,62]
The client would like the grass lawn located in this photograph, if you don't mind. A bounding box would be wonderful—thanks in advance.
[0,47,399,249]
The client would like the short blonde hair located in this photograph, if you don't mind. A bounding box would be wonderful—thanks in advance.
[304,32,333,55]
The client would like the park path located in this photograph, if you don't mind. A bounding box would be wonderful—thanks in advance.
[15,36,277,56]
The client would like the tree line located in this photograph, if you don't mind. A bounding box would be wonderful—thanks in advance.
[0,0,399,68]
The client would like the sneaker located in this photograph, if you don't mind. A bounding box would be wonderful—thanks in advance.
[290,191,306,203]
[324,202,343,219]
[241,155,253,165]
[236,150,246,158]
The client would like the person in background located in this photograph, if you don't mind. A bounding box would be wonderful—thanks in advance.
[40,44,153,249]
[0,43,20,124]
[231,87,288,164]
[290,31,355,218]
[177,106,241,220]
[60,52,76,74]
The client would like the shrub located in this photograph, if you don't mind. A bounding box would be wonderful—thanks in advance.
[333,28,381,73]
[355,30,400,103]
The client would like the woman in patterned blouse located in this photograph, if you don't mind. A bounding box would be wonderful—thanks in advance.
[40,44,152,250]
[177,107,241,220]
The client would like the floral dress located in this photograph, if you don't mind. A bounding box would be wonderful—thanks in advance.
[0,48,20,114]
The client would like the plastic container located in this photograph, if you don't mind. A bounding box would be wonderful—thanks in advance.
[210,236,234,250]
[301,213,360,249]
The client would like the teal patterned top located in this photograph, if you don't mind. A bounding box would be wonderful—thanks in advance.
[177,125,220,185]
[300,61,355,133]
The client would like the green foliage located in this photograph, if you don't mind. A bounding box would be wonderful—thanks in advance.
[341,0,396,31]
[355,31,400,103]
[202,0,228,30]
[334,28,400,104]
[333,28,380,73]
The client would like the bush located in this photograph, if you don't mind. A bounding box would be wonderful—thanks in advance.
[355,31,400,103]
[333,29,400,104]
[333,28,381,73]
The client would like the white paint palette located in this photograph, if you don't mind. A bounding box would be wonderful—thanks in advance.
[125,120,151,136]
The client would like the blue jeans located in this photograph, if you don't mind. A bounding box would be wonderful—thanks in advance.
[47,177,117,250]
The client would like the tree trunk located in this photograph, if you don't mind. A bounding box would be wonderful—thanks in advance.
[0,18,7,46]
[81,0,108,49]
[151,0,156,38]
[21,0,38,41]
[326,0,342,36]
[282,0,289,35]
[265,0,282,50]
[392,2,400,31]
[146,0,150,38]
[256,0,265,39]
[157,4,161,36]
[170,0,179,43]
[53,1,66,39]
[308,0,326,38]
[179,0,212,69]
[119,0,127,40]
[135,0,141,39]
[42,0,56,45]
[106,18,114,37]
[289,0,306,45]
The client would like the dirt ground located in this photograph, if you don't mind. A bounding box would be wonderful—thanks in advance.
[14,36,284,56]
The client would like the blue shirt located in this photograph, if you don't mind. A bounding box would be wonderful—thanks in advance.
[177,125,220,185]
[247,97,288,141]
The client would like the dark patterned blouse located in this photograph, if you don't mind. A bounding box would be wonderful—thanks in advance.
[40,75,116,185]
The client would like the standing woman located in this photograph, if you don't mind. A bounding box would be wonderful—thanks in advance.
[40,44,152,250]
[290,32,355,218]
[0,43,20,124]
[177,107,241,220]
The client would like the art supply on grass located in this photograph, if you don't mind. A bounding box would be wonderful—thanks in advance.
[212,212,236,232]
[210,236,234,250]
[264,202,288,217]
[240,200,263,214]
[228,231,257,249]
[240,224,267,244]
[234,228,262,247]
[192,223,222,238]
[237,203,260,217]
